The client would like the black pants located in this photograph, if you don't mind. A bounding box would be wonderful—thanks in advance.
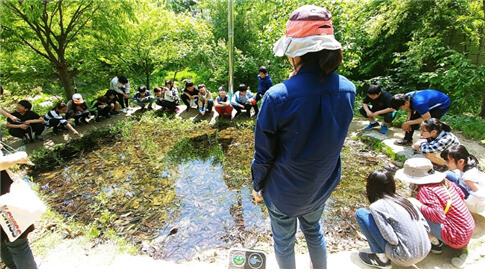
[234,103,258,117]
[8,123,44,140]
[46,119,67,133]
[181,94,198,108]
[255,92,265,102]
[116,92,129,108]
[358,107,396,124]
[73,112,90,124]
[158,100,178,112]
[96,106,111,118]
[404,107,449,141]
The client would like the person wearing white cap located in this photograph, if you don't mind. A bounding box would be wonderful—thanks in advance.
[396,158,475,267]
[66,93,91,126]
[251,5,355,269]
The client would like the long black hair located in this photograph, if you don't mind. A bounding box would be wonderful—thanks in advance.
[441,145,481,172]
[299,49,343,82]
[421,118,451,133]
[366,169,420,220]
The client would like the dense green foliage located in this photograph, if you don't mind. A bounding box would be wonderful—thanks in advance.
[1,0,484,120]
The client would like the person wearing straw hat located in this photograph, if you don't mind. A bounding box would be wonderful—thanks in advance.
[251,5,355,269]
[396,158,475,267]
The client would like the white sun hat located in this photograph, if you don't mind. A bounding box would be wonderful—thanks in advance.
[395,158,446,185]
[273,5,342,58]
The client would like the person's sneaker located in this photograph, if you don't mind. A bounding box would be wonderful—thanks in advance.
[22,136,30,144]
[364,121,379,130]
[358,252,391,269]
[94,117,100,123]
[35,135,44,141]
[112,110,120,115]
[122,108,127,113]
[431,241,444,255]
[106,114,112,119]
[81,118,89,124]
[380,124,388,134]
[394,139,412,146]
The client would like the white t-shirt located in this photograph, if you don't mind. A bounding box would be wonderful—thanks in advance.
[462,167,485,199]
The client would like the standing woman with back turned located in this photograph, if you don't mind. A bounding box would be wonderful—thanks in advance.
[251,5,355,269]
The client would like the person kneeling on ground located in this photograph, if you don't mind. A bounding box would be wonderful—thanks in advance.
[359,84,395,134]
[6,100,45,143]
[162,80,180,113]
[197,84,213,116]
[396,158,475,268]
[67,93,91,126]
[91,96,112,122]
[181,81,199,112]
[441,145,485,214]
[355,169,431,269]
[413,118,460,168]
[214,86,233,118]
[44,102,79,136]
[391,90,450,146]
[104,89,120,115]
[133,85,155,110]
[232,83,258,118]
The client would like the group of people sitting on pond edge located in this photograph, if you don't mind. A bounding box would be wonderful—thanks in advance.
[2,67,273,144]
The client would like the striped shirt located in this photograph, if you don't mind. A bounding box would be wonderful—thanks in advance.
[419,130,460,154]
[44,109,68,126]
[417,182,475,249]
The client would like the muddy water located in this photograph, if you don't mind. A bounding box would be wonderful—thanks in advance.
[147,159,270,262]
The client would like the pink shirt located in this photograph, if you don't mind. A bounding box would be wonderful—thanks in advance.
[417,182,475,249]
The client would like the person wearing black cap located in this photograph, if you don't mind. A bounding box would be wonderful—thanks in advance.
[6,100,45,143]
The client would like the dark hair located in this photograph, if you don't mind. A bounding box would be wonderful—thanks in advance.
[441,145,480,172]
[299,49,343,82]
[366,169,420,220]
[259,66,268,74]
[390,94,409,110]
[18,100,32,110]
[367,84,382,95]
[97,96,109,103]
[153,87,162,93]
[218,86,226,92]
[185,81,194,88]
[238,83,248,92]
[421,118,451,133]
[165,79,173,86]
[118,76,128,84]
[105,89,116,97]
[198,83,206,89]
[138,85,147,92]
[54,102,67,110]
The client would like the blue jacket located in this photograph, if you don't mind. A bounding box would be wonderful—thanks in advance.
[251,64,356,217]
[407,90,450,116]
[258,74,273,94]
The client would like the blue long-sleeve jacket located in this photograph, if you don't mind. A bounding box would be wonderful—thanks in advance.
[258,75,273,94]
[251,64,355,217]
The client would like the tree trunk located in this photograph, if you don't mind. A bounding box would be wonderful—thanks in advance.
[56,61,73,99]
[480,0,485,118]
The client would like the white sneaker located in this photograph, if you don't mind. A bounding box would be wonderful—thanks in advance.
[122,108,127,113]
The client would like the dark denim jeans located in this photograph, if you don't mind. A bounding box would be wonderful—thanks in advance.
[0,237,37,269]
[263,190,327,269]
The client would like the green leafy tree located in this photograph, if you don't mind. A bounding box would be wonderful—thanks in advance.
[1,0,132,99]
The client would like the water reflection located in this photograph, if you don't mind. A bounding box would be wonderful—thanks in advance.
[151,159,270,262]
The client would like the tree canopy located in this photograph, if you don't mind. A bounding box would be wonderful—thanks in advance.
[1,0,484,117]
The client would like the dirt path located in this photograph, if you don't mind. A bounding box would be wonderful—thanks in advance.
[4,109,485,269]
